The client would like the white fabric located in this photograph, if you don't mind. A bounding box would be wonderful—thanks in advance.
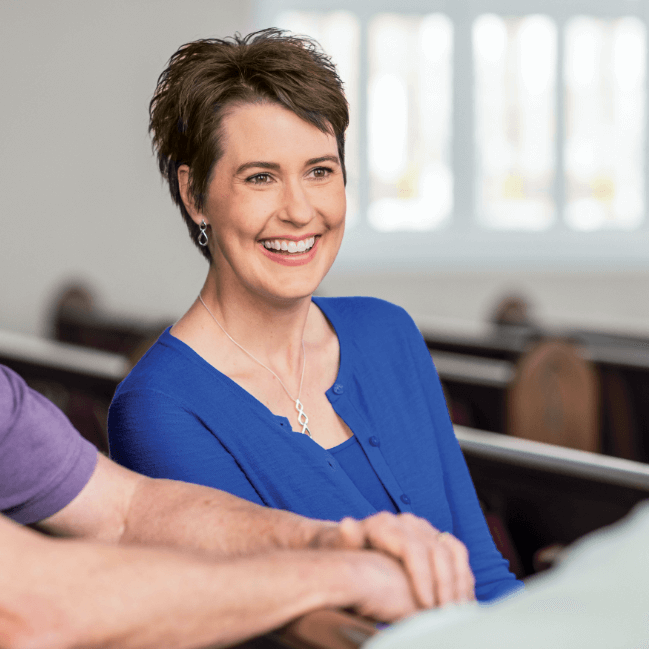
[368,501,649,649]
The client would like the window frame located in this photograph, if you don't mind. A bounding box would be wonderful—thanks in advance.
[254,0,649,272]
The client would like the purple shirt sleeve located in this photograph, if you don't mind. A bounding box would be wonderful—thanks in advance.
[0,364,98,524]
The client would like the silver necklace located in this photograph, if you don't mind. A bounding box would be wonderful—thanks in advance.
[199,295,312,437]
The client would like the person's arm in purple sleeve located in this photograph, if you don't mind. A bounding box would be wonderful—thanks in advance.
[0,512,419,649]
[0,364,469,608]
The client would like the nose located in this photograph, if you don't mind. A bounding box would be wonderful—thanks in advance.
[279,178,316,227]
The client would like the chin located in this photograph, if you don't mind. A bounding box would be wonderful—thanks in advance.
[259,278,321,303]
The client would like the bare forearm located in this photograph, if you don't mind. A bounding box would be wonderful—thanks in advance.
[3,520,409,649]
[121,476,332,556]
[37,456,475,609]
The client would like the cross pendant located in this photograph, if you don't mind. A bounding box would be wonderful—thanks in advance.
[295,398,312,437]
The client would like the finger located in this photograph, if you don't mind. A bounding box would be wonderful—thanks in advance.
[397,535,435,609]
[438,533,475,602]
[362,513,435,609]
[430,534,457,607]
[337,517,366,549]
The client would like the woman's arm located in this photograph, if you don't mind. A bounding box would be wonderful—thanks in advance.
[407,322,523,601]
[2,514,418,649]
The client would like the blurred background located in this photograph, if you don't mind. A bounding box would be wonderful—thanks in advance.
[2,0,649,337]
[3,0,649,582]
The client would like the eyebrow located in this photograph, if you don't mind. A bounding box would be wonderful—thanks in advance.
[235,155,340,176]
[235,161,281,175]
[305,155,340,167]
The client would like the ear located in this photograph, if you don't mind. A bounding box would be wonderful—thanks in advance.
[177,165,203,225]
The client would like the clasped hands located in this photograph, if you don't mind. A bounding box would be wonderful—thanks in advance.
[314,511,476,613]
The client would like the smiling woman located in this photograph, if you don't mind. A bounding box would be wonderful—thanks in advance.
[107,29,522,606]
[177,102,346,300]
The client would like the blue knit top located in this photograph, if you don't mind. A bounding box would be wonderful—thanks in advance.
[108,296,521,602]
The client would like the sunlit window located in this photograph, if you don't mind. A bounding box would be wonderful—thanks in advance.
[367,14,453,232]
[268,2,649,267]
[275,11,360,226]
[564,16,646,231]
[474,14,557,231]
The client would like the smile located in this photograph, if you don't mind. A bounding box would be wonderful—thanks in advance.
[261,236,316,255]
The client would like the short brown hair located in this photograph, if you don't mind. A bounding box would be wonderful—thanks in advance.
[149,28,349,261]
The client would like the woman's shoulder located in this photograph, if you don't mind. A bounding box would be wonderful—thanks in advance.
[314,295,413,324]
[313,295,418,338]
[114,327,208,399]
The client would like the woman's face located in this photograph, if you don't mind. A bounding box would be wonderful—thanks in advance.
[186,102,346,305]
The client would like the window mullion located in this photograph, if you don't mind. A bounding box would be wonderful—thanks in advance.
[638,3,649,232]
[452,10,474,234]
[555,11,567,232]
[357,11,371,235]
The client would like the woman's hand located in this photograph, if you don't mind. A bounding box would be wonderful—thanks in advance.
[312,512,476,609]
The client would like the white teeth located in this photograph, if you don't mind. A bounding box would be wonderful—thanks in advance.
[262,237,316,253]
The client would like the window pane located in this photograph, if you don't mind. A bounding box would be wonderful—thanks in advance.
[275,11,361,227]
[564,16,645,231]
[474,14,557,230]
[368,14,453,232]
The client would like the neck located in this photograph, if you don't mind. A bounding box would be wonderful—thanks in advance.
[198,266,312,374]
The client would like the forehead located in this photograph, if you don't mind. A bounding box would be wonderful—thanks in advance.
[218,102,338,166]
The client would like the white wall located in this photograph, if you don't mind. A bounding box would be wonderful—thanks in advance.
[2,0,649,340]
[0,0,252,336]
[319,269,649,337]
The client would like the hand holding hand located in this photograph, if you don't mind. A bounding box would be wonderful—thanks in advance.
[314,512,475,608]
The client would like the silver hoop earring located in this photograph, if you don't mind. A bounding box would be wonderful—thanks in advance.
[197,219,209,247]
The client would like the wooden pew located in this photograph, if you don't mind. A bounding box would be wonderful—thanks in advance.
[418,317,601,455]
[568,329,649,462]
[52,283,170,363]
[457,425,649,575]
[0,329,129,453]
[419,312,649,463]
[233,610,379,649]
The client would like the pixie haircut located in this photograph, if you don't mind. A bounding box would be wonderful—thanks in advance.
[149,28,349,261]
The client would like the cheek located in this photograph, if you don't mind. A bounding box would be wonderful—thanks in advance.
[217,194,273,238]
[321,186,347,227]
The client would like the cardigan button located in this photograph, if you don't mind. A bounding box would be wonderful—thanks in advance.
[369,436,380,447]
[333,383,344,395]
[400,494,411,505]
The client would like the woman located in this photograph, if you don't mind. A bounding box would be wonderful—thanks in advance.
[108,30,521,603]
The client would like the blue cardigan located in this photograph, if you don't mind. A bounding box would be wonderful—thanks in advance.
[108,296,521,601]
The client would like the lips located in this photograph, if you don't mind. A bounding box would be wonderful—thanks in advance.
[259,235,320,266]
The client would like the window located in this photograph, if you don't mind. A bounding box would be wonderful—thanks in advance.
[256,0,649,269]
[564,16,646,231]
[474,15,557,231]
[367,13,453,232]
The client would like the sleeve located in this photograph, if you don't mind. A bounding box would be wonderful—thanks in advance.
[108,388,265,506]
[0,365,98,524]
[404,318,523,602]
